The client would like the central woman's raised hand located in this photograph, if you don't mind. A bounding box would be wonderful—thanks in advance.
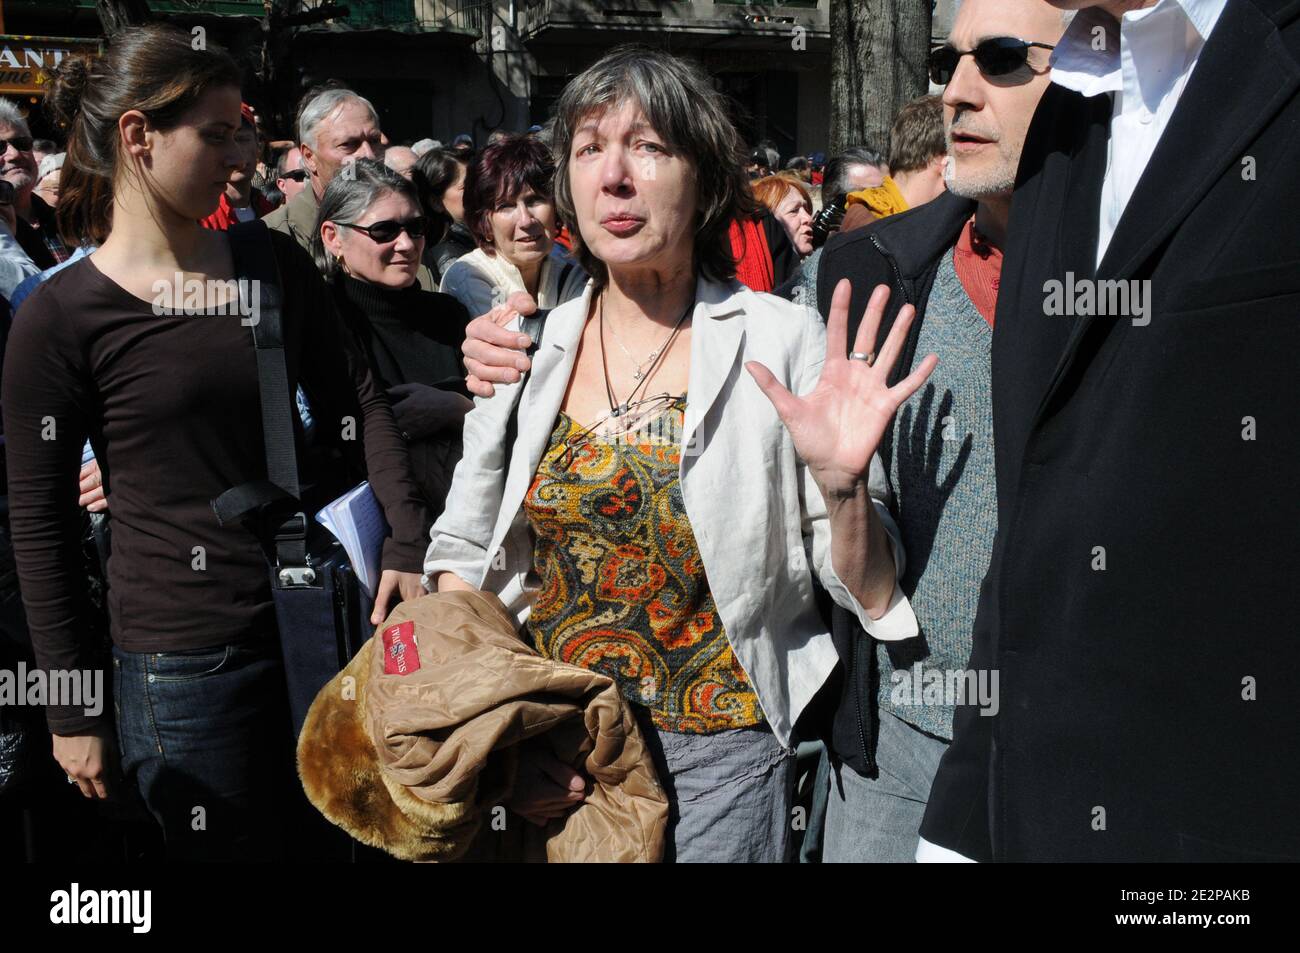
[746,280,938,499]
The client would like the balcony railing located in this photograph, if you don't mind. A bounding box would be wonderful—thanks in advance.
[521,1,828,39]
[293,0,488,35]
[66,0,267,15]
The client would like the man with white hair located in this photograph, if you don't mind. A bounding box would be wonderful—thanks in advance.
[0,99,68,268]
[263,85,387,249]
[34,153,63,208]
[383,145,419,179]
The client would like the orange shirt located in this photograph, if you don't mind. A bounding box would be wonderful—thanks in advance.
[952,216,1003,327]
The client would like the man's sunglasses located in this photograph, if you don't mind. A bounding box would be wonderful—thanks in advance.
[928,37,1056,85]
[0,136,33,154]
[279,169,308,182]
[336,217,428,242]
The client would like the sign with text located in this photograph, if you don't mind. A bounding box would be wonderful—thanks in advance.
[0,36,101,96]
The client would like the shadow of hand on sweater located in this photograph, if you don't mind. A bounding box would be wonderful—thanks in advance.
[887,384,973,670]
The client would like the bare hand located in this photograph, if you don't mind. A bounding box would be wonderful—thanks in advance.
[371,569,425,625]
[505,742,587,827]
[78,460,107,513]
[462,291,537,398]
[53,733,112,800]
[747,280,938,498]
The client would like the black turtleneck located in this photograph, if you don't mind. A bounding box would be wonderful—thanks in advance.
[329,274,472,514]
[330,273,470,392]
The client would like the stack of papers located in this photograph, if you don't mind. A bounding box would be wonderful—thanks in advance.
[315,482,389,597]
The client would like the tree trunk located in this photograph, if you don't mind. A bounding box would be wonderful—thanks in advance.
[95,0,152,37]
[830,0,932,157]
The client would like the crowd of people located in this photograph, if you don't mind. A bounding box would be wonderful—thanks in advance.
[0,0,1296,865]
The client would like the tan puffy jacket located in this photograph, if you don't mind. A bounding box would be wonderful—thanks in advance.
[297,590,668,862]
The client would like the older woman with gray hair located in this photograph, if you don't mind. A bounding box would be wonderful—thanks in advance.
[311,159,473,514]
[424,45,934,861]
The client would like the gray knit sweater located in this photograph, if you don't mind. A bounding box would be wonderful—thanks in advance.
[876,248,997,740]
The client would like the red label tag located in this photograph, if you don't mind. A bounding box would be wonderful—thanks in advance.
[381,620,420,676]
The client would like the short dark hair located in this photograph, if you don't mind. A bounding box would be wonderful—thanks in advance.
[409,148,470,244]
[462,133,555,250]
[822,146,887,204]
[32,138,57,153]
[888,95,945,176]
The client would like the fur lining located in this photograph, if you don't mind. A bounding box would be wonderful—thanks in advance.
[297,640,513,862]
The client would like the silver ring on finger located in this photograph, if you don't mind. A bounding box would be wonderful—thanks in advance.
[848,351,876,366]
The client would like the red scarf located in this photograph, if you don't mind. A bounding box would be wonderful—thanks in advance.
[728,216,775,292]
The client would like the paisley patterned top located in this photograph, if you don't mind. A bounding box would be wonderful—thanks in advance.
[523,398,763,733]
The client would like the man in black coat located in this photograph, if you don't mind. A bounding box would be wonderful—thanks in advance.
[921,0,1300,861]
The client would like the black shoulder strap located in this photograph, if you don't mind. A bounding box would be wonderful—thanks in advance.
[210,221,308,568]
[501,309,547,478]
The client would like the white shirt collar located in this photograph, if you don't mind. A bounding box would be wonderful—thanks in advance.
[1050,0,1230,97]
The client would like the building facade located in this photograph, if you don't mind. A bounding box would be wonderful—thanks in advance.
[2,1,956,159]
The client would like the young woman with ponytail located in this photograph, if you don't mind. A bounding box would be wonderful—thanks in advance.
[0,24,431,860]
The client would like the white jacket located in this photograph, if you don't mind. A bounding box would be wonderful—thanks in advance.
[439,246,588,318]
[423,275,918,746]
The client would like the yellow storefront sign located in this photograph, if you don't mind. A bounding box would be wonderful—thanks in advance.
[0,36,101,96]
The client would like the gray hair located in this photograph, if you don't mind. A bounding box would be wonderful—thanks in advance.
[38,152,65,182]
[0,98,31,137]
[951,0,1076,29]
[411,137,441,156]
[310,158,420,279]
[552,45,756,288]
[823,146,888,203]
[297,86,380,151]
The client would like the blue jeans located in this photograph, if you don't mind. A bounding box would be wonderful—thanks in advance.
[822,709,949,863]
[112,637,295,861]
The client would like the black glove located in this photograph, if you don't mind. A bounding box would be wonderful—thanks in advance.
[387,382,474,442]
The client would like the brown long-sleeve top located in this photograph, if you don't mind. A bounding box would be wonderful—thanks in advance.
[0,230,432,734]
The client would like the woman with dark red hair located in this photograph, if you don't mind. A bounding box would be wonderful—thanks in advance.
[438,133,586,317]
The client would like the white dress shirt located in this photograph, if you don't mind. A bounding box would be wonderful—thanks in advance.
[1048,0,1229,268]
[917,0,1228,865]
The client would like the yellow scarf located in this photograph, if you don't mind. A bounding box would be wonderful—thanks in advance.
[845,176,910,220]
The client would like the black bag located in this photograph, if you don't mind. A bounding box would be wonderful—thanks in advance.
[212,222,373,738]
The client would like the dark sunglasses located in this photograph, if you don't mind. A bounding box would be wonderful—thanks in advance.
[0,135,33,154]
[336,217,428,243]
[928,37,1056,85]
[279,169,308,182]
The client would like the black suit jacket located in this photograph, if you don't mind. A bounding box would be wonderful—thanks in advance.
[921,0,1300,861]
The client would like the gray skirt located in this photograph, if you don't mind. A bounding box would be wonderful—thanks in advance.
[635,708,797,863]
